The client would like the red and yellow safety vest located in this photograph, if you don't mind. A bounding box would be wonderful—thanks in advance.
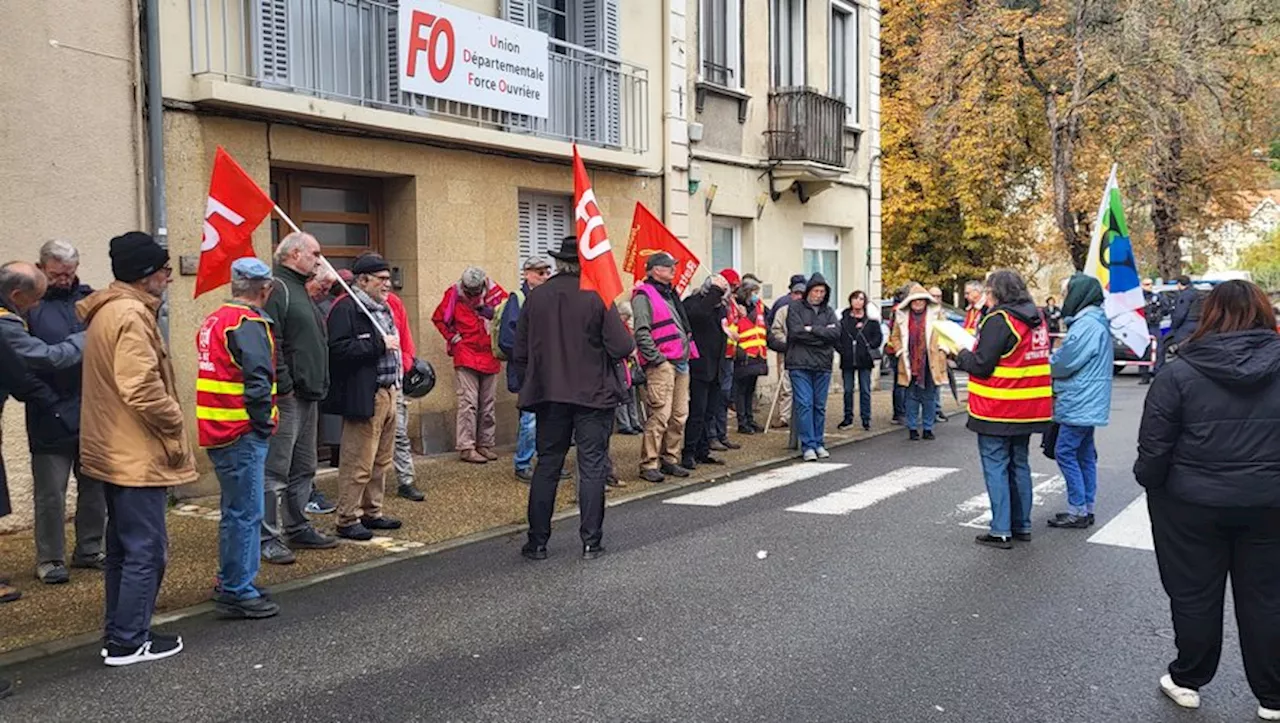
[966,310,1052,424]
[735,315,768,358]
[196,303,278,448]
[723,300,742,358]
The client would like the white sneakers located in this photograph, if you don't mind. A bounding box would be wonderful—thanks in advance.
[1160,674,1200,709]
[802,449,818,462]
[1159,674,1280,718]
[815,446,831,459]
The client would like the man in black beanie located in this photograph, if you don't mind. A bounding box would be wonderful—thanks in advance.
[324,252,403,540]
[79,231,197,666]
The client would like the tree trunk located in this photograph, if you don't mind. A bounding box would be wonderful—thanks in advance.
[1048,103,1086,270]
[1150,119,1185,280]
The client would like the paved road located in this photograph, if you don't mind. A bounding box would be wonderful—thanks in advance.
[1,379,1263,721]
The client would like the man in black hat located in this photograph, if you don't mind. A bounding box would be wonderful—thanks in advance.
[514,236,634,560]
[80,231,196,666]
[632,251,695,483]
[324,252,403,541]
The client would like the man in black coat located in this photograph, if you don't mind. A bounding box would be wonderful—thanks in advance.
[513,237,634,561]
[680,274,731,469]
[785,273,840,460]
[1169,275,1204,346]
[1141,277,1166,383]
[26,240,105,585]
[324,253,403,542]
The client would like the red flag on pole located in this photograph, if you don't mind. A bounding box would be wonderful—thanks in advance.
[622,202,700,295]
[194,147,275,298]
[573,145,624,306]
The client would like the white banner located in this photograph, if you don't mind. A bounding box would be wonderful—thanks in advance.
[398,0,550,118]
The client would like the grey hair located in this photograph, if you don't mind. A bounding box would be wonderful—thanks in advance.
[701,274,727,293]
[985,269,1032,306]
[461,265,487,290]
[964,280,984,293]
[231,278,272,299]
[554,258,580,275]
[0,261,43,300]
[39,239,79,265]
[274,232,315,264]
[616,299,633,319]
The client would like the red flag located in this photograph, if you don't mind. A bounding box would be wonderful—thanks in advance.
[622,202,700,295]
[573,145,624,306]
[194,147,275,298]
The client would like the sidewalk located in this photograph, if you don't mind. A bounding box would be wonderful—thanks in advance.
[0,386,966,657]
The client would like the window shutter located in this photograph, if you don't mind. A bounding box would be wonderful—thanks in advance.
[503,0,536,28]
[579,0,622,147]
[254,0,290,85]
[387,0,400,101]
[518,195,535,271]
[517,192,572,271]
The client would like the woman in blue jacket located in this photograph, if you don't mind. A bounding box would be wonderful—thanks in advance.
[1047,274,1113,529]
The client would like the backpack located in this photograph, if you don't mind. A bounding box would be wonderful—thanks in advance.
[489,289,525,361]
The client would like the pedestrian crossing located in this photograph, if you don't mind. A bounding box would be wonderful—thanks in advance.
[662,461,1156,552]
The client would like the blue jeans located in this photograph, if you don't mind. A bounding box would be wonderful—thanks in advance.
[515,410,537,473]
[977,434,1033,537]
[1055,424,1098,516]
[841,368,873,425]
[789,369,832,453]
[209,433,270,601]
[904,380,937,433]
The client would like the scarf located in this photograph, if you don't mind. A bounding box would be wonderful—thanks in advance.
[909,310,927,388]
[353,287,401,388]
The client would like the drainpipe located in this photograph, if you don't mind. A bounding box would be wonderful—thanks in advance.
[142,0,169,341]
[866,152,881,298]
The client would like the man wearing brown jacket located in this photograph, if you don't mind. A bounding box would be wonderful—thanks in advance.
[79,232,197,667]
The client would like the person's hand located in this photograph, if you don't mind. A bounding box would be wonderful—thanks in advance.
[385,334,401,352]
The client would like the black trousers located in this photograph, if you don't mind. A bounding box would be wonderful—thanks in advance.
[736,375,759,431]
[1148,492,1280,708]
[683,377,721,463]
[527,404,612,549]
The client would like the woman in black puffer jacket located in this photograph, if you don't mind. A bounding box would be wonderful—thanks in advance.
[1135,280,1280,719]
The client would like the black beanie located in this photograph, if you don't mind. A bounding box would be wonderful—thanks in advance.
[110,232,169,283]
[351,252,390,275]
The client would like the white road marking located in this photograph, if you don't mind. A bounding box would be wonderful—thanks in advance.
[787,466,960,515]
[1088,493,1154,551]
[663,463,849,507]
[957,474,1065,529]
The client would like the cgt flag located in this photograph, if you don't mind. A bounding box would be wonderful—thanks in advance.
[622,202,700,295]
[194,147,275,298]
[1083,164,1149,356]
[573,145,624,305]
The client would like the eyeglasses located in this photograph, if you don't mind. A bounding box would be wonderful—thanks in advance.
[530,268,551,276]
[371,274,392,283]
[162,266,173,277]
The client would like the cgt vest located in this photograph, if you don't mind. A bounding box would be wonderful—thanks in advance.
[723,300,742,359]
[633,283,699,363]
[735,315,768,358]
[966,310,1053,424]
[196,303,278,448]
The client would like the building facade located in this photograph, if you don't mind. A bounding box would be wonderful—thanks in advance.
[0,0,881,512]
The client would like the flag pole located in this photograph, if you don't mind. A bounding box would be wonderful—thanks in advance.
[270,204,392,337]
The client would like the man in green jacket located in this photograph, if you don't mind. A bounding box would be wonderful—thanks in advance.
[259,232,337,564]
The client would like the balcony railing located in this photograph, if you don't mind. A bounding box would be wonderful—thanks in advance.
[765,87,847,168]
[189,0,649,154]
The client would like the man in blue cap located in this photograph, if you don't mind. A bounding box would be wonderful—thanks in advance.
[195,257,280,619]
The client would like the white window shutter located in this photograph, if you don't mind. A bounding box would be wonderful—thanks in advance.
[387,0,400,101]
[503,0,535,28]
[254,0,290,85]
[518,195,535,272]
[579,0,622,147]
[517,192,572,271]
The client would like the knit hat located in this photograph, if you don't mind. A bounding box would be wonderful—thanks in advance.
[718,268,741,288]
[109,231,169,283]
[646,252,676,271]
[460,266,487,292]
[351,253,390,276]
[789,273,807,293]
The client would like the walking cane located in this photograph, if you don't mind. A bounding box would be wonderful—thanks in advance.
[763,369,783,435]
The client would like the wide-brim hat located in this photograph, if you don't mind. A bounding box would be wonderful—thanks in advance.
[548,236,578,261]
[900,283,936,306]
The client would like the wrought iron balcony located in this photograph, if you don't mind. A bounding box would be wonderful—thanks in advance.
[765,87,848,168]
[189,0,649,154]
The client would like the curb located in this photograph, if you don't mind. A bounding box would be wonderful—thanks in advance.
[0,406,965,670]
